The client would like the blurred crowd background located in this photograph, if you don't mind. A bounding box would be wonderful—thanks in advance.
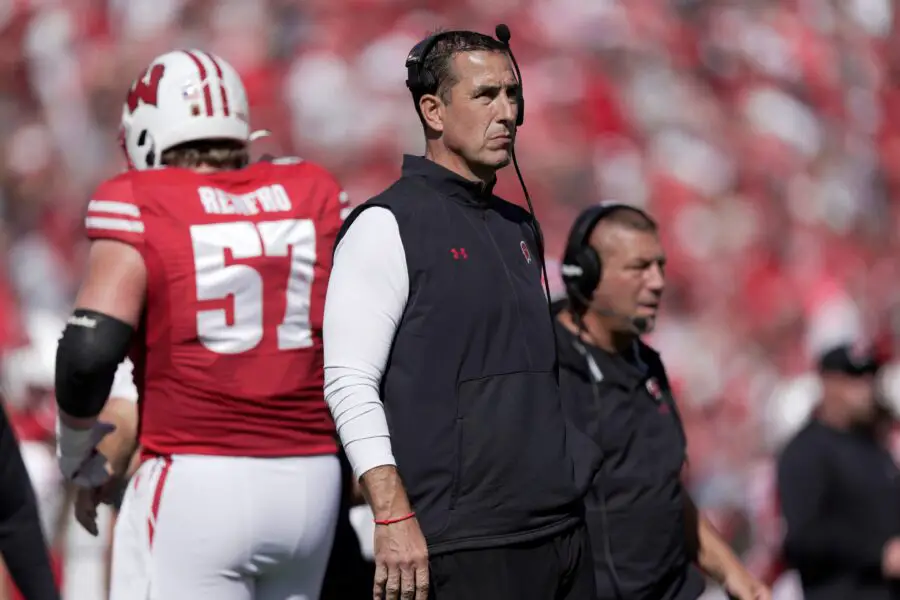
[2,0,900,598]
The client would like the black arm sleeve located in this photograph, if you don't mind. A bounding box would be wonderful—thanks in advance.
[0,403,60,600]
[777,439,884,574]
[55,309,133,418]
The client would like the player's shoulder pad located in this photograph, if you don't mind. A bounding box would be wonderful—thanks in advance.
[89,168,179,205]
[270,158,349,214]
[268,156,337,183]
[264,155,304,166]
[84,170,147,238]
[90,170,140,203]
[262,156,339,185]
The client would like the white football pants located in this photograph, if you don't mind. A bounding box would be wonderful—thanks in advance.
[109,453,340,600]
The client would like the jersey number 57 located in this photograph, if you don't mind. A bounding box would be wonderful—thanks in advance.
[190,219,315,354]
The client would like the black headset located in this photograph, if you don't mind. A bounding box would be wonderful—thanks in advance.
[405,24,524,127]
[561,202,654,304]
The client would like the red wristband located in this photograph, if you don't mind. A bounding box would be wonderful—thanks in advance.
[374,512,416,526]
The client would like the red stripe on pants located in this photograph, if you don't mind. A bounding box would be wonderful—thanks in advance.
[147,457,173,548]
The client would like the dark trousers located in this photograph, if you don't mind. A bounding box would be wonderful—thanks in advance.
[429,525,596,600]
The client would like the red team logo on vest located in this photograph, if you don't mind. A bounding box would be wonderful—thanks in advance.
[646,378,671,414]
[520,240,532,264]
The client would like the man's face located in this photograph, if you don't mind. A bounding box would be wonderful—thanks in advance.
[589,226,666,334]
[828,373,877,423]
[439,51,518,173]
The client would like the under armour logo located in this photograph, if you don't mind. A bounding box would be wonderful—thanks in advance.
[450,248,468,260]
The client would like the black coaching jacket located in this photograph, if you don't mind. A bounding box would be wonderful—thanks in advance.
[336,155,582,555]
[553,301,706,600]
[779,419,900,600]
[0,402,60,600]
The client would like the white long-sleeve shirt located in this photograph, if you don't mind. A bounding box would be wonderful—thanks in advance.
[323,207,409,478]
[111,358,139,403]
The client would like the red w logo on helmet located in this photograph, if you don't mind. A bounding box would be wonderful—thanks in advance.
[126,64,166,114]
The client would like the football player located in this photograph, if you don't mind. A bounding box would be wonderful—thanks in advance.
[54,49,345,600]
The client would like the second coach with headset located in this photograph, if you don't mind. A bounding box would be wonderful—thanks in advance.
[555,203,769,600]
[323,26,593,600]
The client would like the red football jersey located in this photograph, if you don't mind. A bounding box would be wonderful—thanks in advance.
[84,160,347,458]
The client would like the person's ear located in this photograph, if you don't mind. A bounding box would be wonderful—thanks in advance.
[419,94,445,133]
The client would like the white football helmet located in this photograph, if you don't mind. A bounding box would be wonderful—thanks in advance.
[120,49,251,170]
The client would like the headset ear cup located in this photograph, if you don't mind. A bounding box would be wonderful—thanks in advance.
[563,248,600,306]
[563,202,654,308]
[576,247,601,301]
[562,266,581,302]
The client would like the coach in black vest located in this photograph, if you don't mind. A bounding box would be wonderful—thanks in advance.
[322,28,593,600]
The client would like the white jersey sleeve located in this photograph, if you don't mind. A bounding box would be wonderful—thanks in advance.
[323,207,409,479]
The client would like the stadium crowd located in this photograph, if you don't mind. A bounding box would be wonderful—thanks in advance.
[2,0,900,597]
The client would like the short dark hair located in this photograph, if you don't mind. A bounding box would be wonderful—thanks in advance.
[591,206,660,267]
[566,205,659,315]
[415,30,507,106]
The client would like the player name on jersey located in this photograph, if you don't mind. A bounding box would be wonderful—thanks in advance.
[83,163,343,458]
[198,184,293,216]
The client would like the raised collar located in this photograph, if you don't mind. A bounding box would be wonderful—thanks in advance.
[401,154,497,205]
[552,308,652,389]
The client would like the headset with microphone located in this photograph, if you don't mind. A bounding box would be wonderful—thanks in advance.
[561,202,657,334]
[405,25,558,370]
[563,202,692,600]
[562,202,655,600]
[405,24,524,127]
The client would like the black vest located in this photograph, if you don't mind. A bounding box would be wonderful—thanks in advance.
[554,307,705,599]
[337,155,581,554]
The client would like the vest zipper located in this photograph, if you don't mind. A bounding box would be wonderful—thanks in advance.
[481,211,533,366]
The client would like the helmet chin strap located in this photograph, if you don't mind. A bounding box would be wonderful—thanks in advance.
[249,129,272,142]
